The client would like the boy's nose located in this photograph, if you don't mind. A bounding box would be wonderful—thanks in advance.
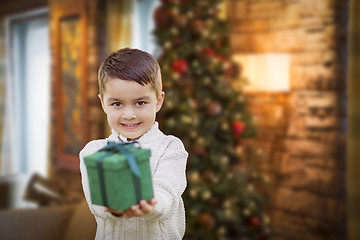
[122,107,136,119]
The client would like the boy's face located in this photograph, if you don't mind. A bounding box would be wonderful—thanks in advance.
[99,78,164,140]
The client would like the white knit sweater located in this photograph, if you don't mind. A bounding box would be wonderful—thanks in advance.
[79,122,188,240]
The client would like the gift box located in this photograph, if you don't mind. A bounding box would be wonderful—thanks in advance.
[84,141,153,211]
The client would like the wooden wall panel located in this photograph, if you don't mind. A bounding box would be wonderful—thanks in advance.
[0,0,47,17]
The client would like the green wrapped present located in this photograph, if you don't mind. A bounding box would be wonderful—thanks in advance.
[84,141,153,211]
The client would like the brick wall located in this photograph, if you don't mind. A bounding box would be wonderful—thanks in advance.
[228,0,348,239]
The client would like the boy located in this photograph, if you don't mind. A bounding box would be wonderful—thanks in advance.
[79,48,188,239]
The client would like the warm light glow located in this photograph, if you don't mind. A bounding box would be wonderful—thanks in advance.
[233,53,290,92]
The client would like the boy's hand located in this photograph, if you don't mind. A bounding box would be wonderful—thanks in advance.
[105,198,157,218]
[105,207,123,217]
[123,198,157,218]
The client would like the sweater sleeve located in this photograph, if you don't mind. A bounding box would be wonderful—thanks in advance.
[79,140,121,221]
[144,136,188,222]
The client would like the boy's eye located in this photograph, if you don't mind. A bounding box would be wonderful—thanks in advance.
[136,101,146,106]
[111,102,122,107]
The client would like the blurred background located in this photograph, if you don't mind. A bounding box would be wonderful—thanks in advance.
[0,0,358,240]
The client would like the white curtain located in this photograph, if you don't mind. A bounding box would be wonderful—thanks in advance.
[106,0,133,53]
[106,0,158,55]
[1,9,50,177]
[132,0,158,55]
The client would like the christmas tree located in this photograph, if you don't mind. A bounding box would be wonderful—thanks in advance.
[153,0,271,239]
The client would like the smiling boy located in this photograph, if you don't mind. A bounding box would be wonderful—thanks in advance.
[101,77,164,141]
[79,48,188,239]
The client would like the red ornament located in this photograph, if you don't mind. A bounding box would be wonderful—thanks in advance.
[174,14,188,27]
[246,215,260,228]
[226,62,240,79]
[154,7,172,28]
[258,233,268,240]
[255,183,268,196]
[202,169,216,183]
[189,19,204,36]
[198,213,216,231]
[231,121,245,138]
[202,48,215,56]
[200,48,215,63]
[216,40,222,48]
[171,37,184,48]
[172,59,188,75]
[194,147,207,156]
[207,101,222,116]
[209,197,219,207]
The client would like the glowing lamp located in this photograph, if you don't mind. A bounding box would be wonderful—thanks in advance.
[233,53,290,92]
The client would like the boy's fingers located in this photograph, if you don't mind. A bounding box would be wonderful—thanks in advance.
[140,200,152,214]
[124,205,141,218]
[151,198,158,205]
[123,210,132,218]
[147,198,157,206]
[106,208,124,217]
[122,199,158,218]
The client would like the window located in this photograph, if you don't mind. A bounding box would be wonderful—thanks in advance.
[132,0,159,56]
[2,8,50,177]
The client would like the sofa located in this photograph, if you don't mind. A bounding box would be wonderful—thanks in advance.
[0,199,97,240]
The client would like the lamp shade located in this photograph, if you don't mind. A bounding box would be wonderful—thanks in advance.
[233,53,290,92]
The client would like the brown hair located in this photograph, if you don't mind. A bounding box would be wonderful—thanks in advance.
[98,48,162,98]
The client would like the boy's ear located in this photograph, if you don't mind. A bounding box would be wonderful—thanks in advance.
[156,91,165,113]
[98,94,106,112]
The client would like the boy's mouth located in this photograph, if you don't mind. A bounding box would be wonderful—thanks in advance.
[121,123,141,129]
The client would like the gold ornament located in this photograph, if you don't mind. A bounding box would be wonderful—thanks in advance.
[263,214,271,225]
[221,121,229,131]
[189,188,198,198]
[172,72,180,79]
[192,60,199,67]
[236,145,243,156]
[167,118,176,128]
[181,115,192,124]
[164,41,171,49]
[220,156,229,165]
[189,208,198,217]
[170,27,179,35]
[203,77,210,85]
[243,208,251,216]
[249,201,256,209]
[223,199,232,208]
[217,226,227,236]
[202,29,209,37]
[171,7,179,15]
[190,130,197,138]
[202,190,211,200]
[247,184,254,192]
[189,171,200,183]
[235,113,242,119]
[166,100,174,108]
[196,137,206,147]
[224,208,234,220]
